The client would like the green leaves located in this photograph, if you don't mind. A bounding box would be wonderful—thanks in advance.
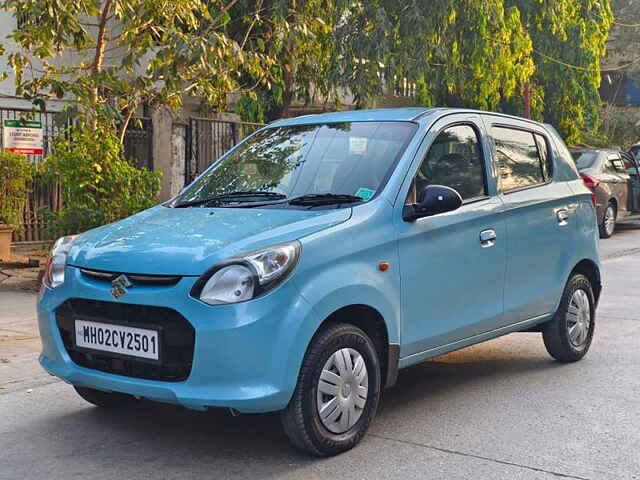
[0,152,34,230]
[1,0,614,144]
[506,0,613,144]
[2,0,273,133]
[42,126,161,234]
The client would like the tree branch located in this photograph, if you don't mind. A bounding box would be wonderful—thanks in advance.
[90,0,115,129]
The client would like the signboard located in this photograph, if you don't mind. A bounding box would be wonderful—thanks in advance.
[2,119,43,155]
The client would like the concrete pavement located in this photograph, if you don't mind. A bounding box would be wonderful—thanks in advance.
[1,223,639,479]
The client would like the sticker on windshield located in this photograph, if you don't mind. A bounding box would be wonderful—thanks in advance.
[355,188,375,201]
[349,137,368,155]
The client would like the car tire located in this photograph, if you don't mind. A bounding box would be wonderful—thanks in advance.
[281,323,381,456]
[74,386,137,408]
[599,202,616,238]
[542,273,595,363]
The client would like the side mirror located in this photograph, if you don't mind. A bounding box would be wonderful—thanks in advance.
[403,185,463,222]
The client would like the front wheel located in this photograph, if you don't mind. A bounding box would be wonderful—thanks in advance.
[542,273,595,362]
[281,323,381,456]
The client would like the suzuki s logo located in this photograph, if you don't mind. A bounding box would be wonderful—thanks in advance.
[111,274,132,299]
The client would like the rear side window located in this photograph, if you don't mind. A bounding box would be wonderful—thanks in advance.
[492,127,549,192]
[608,156,626,173]
[575,152,599,170]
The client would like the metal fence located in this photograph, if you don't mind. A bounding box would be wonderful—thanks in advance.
[1,108,153,243]
[185,117,264,183]
[1,108,71,242]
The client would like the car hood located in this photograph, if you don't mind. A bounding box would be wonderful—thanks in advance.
[67,205,351,275]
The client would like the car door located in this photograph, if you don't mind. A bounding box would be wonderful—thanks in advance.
[395,115,506,357]
[485,118,575,325]
[605,154,630,217]
[621,152,640,212]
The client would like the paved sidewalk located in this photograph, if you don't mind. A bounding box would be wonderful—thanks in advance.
[0,291,55,393]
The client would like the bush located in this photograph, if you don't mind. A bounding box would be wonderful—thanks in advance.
[43,126,161,235]
[0,151,34,230]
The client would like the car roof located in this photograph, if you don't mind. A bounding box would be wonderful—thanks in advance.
[572,148,620,155]
[267,107,548,128]
[268,108,433,127]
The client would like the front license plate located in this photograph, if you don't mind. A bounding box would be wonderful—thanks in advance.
[74,319,160,361]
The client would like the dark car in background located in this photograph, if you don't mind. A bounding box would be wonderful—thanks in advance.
[572,149,640,238]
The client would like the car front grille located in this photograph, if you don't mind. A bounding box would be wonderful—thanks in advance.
[56,298,195,382]
[80,268,181,286]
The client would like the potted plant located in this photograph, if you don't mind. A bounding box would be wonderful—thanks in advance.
[0,151,34,261]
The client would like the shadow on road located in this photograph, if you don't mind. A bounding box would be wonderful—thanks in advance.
[28,336,563,477]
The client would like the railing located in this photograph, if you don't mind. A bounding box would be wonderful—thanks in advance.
[123,117,153,170]
[185,117,264,183]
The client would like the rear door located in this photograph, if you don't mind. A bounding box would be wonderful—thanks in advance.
[605,153,630,217]
[484,116,576,326]
[621,152,640,212]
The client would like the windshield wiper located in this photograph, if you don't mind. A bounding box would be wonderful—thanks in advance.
[174,191,287,208]
[287,193,364,206]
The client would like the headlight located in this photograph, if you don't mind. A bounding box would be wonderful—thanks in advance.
[192,241,301,305]
[43,235,78,288]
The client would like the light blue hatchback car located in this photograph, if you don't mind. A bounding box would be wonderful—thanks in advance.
[38,108,602,456]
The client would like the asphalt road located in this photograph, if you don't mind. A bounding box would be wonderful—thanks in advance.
[2,223,640,480]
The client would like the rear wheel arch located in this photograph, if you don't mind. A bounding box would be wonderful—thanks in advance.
[571,259,602,306]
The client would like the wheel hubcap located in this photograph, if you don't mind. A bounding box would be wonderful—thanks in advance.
[316,348,368,434]
[604,206,615,235]
[567,289,591,347]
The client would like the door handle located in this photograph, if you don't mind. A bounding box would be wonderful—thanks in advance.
[479,229,497,248]
[557,209,569,226]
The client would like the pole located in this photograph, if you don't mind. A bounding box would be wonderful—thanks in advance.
[524,82,531,119]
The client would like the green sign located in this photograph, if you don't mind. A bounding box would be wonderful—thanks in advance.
[3,119,42,128]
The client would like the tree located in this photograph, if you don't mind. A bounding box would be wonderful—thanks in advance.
[503,0,612,144]
[2,0,273,138]
[229,0,342,122]
[330,1,535,111]
[607,0,640,82]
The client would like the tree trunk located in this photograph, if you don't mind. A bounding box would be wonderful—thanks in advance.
[267,66,296,120]
[90,0,114,130]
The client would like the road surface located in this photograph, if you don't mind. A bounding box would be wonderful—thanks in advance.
[1,222,640,479]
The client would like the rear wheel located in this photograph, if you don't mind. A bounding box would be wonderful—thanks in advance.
[599,202,616,238]
[281,323,381,456]
[542,273,595,362]
[74,386,137,408]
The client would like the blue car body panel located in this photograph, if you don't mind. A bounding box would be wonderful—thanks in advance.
[67,206,352,275]
[37,107,601,413]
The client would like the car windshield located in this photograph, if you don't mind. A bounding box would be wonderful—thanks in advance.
[574,152,599,170]
[175,121,417,207]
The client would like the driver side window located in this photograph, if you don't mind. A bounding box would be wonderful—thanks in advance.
[407,125,487,204]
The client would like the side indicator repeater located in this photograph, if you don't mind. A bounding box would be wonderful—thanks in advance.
[378,262,390,272]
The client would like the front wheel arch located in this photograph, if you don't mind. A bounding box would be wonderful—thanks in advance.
[312,304,397,389]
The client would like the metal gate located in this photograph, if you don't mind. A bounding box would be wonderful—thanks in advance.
[123,117,153,170]
[185,117,263,183]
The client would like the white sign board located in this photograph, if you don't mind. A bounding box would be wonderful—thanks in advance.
[3,119,43,155]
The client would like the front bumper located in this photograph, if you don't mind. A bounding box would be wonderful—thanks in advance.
[38,266,318,413]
